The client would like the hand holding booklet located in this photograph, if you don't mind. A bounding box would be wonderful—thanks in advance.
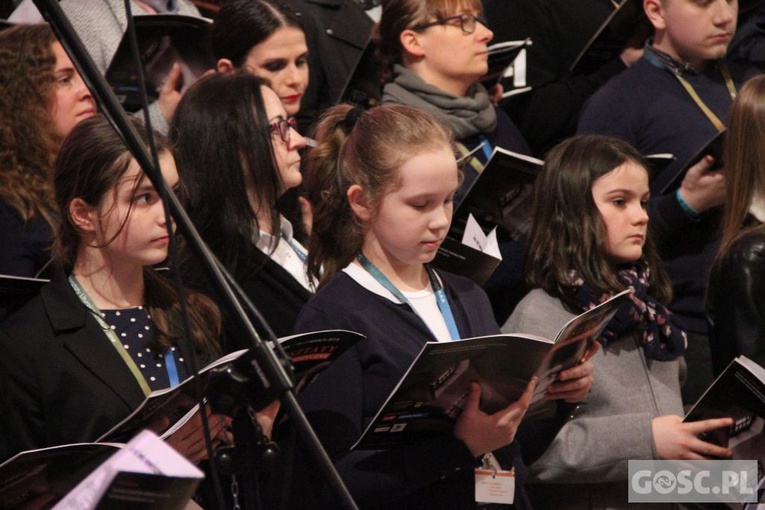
[352,289,630,450]
[98,330,363,443]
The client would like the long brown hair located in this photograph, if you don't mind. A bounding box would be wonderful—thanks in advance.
[716,75,765,261]
[525,135,673,311]
[305,104,454,288]
[53,115,220,355]
[0,24,60,228]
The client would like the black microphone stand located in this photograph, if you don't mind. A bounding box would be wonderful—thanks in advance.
[31,2,358,509]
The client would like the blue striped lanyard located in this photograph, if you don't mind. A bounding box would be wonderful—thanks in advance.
[284,234,308,263]
[356,253,460,340]
[478,135,493,160]
[164,348,180,387]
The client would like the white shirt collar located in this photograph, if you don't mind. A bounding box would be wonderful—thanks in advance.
[750,194,765,223]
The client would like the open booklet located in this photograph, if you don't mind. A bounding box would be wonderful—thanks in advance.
[0,431,202,510]
[685,356,765,461]
[105,14,216,113]
[480,39,531,91]
[432,147,543,285]
[569,0,649,74]
[655,130,725,195]
[97,330,362,443]
[351,289,631,450]
[53,430,203,510]
[684,356,765,509]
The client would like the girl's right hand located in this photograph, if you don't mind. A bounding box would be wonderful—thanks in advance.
[453,378,537,457]
[652,415,734,460]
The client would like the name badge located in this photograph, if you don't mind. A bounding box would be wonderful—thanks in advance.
[475,466,515,504]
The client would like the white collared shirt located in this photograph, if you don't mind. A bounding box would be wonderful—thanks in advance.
[254,216,312,291]
[343,262,452,342]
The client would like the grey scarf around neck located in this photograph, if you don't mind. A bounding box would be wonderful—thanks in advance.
[381,64,497,139]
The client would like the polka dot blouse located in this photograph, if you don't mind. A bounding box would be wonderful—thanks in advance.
[101,306,189,391]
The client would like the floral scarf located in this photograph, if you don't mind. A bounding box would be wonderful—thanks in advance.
[571,263,687,361]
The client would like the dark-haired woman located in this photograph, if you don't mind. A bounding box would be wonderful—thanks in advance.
[172,72,311,346]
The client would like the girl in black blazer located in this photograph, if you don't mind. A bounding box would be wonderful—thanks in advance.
[0,115,226,462]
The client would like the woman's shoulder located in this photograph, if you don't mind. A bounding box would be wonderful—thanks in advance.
[502,288,574,338]
[722,228,765,265]
[300,271,372,317]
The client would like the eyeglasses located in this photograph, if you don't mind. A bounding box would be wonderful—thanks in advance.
[267,117,298,143]
[411,13,488,34]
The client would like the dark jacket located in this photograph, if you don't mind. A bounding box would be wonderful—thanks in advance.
[707,226,765,376]
[0,199,53,278]
[281,0,374,132]
[0,273,148,460]
[180,245,312,350]
[0,271,217,461]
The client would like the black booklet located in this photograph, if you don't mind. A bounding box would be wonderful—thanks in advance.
[684,356,765,508]
[569,0,649,74]
[480,38,531,90]
[0,443,120,509]
[656,130,725,195]
[685,356,765,459]
[105,14,216,113]
[0,431,203,510]
[352,289,630,450]
[0,274,48,320]
[337,39,382,110]
[432,147,543,285]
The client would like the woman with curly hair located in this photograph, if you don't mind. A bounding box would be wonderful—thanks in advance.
[0,24,96,277]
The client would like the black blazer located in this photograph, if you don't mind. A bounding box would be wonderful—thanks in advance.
[180,245,313,351]
[0,273,147,461]
[282,0,374,131]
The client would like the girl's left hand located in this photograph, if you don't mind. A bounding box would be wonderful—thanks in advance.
[152,405,226,463]
[545,342,600,402]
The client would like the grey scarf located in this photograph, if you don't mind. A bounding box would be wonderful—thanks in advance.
[382,65,497,139]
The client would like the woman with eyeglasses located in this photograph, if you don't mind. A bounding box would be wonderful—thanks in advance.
[171,72,312,347]
[375,0,531,194]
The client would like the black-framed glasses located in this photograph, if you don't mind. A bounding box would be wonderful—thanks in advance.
[267,117,298,143]
[411,13,488,34]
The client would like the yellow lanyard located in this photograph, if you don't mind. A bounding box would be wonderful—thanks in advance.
[69,275,152,397]
[674,62,737,133]
[457,142,485,174]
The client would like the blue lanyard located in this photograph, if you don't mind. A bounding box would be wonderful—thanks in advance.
[356,253,461,341]
[478,135,493,160]
[285,235,308,263]
[165,347,180,387]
